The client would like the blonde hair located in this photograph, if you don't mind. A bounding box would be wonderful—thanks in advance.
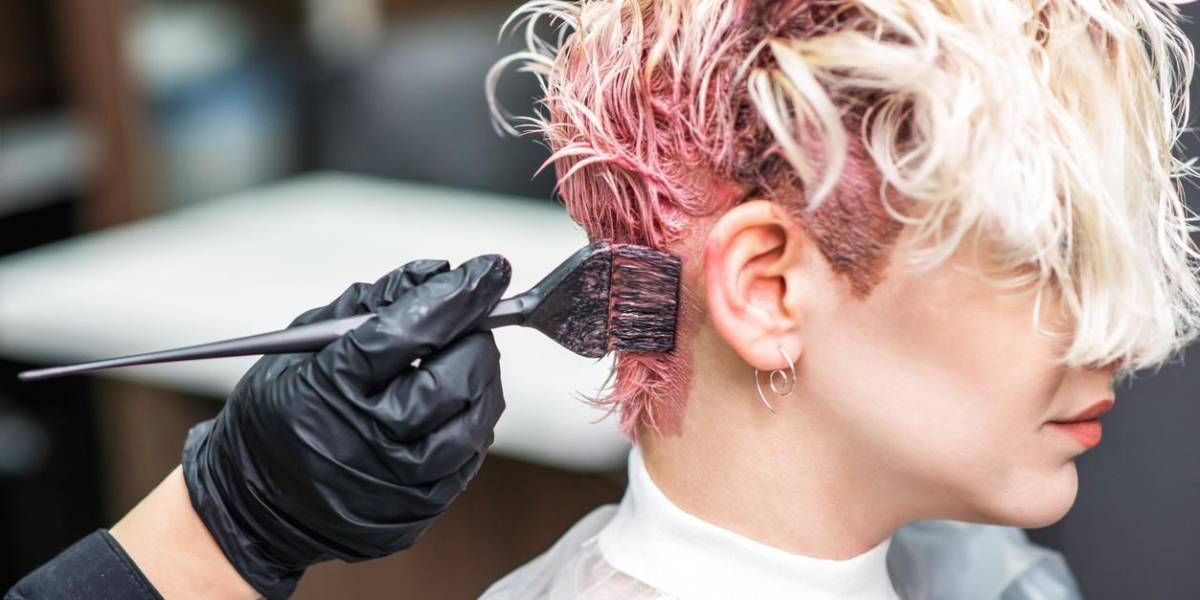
[488,0,1200,432]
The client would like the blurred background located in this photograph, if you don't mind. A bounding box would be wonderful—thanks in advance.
[0,1,1197,598]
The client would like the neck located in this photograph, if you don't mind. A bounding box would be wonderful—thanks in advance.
[638,335,916,560]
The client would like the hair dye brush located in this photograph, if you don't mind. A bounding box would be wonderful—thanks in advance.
[17,242,682,382]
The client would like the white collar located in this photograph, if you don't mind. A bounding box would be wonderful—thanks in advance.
[597,447,900,600]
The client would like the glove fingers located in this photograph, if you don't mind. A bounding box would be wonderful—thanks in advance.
[311,254,511,396]
[361,259,451,313]
[424,444,490,512]
[383,367,504,485]
[288,282,369,328]
[273,260,450,377]
[356,449,491,555]
[288,259,450,327]
[375,331,502,442]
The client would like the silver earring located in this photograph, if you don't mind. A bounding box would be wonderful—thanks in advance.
[754,346,796,414]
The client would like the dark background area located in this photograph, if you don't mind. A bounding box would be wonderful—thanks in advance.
[0,1,1197,598]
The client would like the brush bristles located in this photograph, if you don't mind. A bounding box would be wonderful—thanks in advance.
[609,244,682,353]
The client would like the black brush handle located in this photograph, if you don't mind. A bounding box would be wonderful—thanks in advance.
[18,295,536,382]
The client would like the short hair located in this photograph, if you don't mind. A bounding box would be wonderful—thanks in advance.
[488,0,1200,438]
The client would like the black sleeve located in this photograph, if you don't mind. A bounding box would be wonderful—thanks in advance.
[4,530,163,600]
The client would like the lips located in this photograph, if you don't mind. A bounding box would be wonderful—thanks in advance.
[1048,399,1114,449]
[1062,399,1115,422]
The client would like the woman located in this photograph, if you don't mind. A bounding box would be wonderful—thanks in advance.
[482,0,1199,597]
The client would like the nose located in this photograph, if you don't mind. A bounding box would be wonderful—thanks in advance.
[1066,358,1119,390]
[1097,357,1125,376]
[1079,359,1121,397]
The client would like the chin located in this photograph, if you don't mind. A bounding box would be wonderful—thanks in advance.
[974,462,1080,528]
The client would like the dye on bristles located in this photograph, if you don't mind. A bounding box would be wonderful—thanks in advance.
[609,244,682,353]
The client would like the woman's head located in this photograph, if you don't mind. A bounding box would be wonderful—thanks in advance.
[489,0,1199,526]
[693,205,1120,527]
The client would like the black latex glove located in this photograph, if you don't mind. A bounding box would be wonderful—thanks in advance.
[182,254,511,600]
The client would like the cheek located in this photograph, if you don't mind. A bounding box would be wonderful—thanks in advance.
[802,266,1079,522]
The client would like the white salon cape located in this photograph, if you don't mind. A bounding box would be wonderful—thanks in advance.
[480,448,1084,600]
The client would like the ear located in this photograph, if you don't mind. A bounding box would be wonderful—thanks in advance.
[704,199,812,372]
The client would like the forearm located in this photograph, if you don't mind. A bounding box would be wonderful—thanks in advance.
[109,466,259,600]
[6,466,257,600]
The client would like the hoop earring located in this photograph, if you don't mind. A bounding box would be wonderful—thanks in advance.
[754,346,796,414]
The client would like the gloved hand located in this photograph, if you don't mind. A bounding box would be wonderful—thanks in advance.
[182,254,511,600]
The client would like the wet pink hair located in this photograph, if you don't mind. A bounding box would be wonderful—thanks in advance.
[489,0,902,439]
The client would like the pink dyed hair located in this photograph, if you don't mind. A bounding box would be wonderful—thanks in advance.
[487,0,901,439]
